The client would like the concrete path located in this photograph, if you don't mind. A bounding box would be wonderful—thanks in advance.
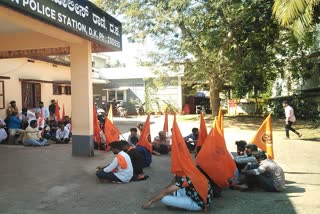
[0,115,319,214]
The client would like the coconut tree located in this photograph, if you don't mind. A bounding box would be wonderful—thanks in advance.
[273,0,320,39]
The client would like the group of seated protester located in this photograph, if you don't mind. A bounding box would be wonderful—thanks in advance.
[141,141,285,212]
[96,140,149,183]
[127,126,200,156]
[0,112,72,146]
[233,141,285,192]
[0,100,72,146]
[43,118,71,144]
[126,128,152,168]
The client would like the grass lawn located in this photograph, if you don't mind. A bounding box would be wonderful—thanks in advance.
[177,114,320,141]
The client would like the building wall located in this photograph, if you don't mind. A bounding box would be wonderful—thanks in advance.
[93,77,183,114]
[0,58,71,119]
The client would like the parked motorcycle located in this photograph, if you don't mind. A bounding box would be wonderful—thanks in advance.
[116,103,127,118]
[135,103,145,116]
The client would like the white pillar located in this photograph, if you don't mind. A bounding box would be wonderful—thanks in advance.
[70,41,94,156]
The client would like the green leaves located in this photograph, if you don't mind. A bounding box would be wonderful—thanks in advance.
[95,0,315,115]
[273,0,320,39]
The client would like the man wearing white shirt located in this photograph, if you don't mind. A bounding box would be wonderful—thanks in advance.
[55,121,70,144]
[0,119,7,143]
[19,108,36,129]
[35,101,50,128]
[96,141,133,183]
[282,101,302,139]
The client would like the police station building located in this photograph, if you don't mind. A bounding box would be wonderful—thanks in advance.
[0,0,122,156]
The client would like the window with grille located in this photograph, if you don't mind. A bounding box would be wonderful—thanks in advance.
[21,82,41,108]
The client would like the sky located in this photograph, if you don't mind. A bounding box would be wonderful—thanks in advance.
[103,36,156,67]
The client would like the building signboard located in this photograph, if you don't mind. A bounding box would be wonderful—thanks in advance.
[0,0,122,51]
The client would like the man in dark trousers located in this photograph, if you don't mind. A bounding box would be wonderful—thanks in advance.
[120,140,149,181]
[48,100,56,116]
[282,101,302,139]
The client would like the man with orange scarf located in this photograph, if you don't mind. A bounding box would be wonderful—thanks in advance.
[96,141,133,183]
[121,140,149,181]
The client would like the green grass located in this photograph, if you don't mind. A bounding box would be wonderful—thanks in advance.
[177,114,320,141]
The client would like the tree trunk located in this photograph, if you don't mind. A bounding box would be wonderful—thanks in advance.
[209,77,222,117]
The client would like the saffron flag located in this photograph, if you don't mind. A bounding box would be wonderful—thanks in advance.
[196,112,208,149]
[136,115,152,153]
[217,107,224,135]
[62,104,65,121]
[93,105,101,144]
[38,108,44,128]
[163,110,169,135]
[171,114,209,202]
[251,114,274,159]
[107,104,113,123]
[196,117,236,188]
[104,117,120,144]
[55,101,61,122]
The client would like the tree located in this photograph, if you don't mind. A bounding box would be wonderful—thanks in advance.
[273,0,320,39]
[96,0,281,116]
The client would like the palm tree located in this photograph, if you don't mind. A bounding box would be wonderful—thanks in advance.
[273,0,320,39]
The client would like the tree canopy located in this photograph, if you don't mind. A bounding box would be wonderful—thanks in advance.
[96,0,314,115]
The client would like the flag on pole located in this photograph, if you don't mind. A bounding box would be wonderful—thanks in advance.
[38,108,44,128]
[196,112,208,149]
[104,117,120,144]
[217,107,224,135]
[251,114,274,159]
[136,115,152,153]
[196,117,236,188]
[55,101,61,122]
[107,104,113,123]
[93,105,101,144]
[62,104,65,121]
[171,114,209,202]
[163,109,169,135]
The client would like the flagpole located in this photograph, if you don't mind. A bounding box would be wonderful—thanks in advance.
[119,133,126,141]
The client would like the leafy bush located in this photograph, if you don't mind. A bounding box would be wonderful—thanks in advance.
[267,95,320,120]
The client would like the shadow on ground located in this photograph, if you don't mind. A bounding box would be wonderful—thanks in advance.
[0,144,300,214]
[1,116,318,214]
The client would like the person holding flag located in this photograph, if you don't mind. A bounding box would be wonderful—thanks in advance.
[142,115,213,211]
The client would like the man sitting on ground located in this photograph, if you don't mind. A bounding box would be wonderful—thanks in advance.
[234,144,258,170]
[241,151,285,192]
[235,140,247,156]
[120,140,149,181]
[42,119,58,141]
[22,120,49,146]
[137,123,144,136]
[55,121,70,144]
[96,141,133,183]
[152,131,170,154]
[127,128,140,147]
[7,112,23,145]
[19,107,36,130]
[142,176,214,211]
[0,119,7,144]
[184,128,199,152]
[64,116,72,138]
[134,135,152,168]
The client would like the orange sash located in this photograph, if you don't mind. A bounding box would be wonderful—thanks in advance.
[116,154,128,169]
[127,146,133,152]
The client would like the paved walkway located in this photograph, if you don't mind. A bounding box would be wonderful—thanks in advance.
[0,115,319,214]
